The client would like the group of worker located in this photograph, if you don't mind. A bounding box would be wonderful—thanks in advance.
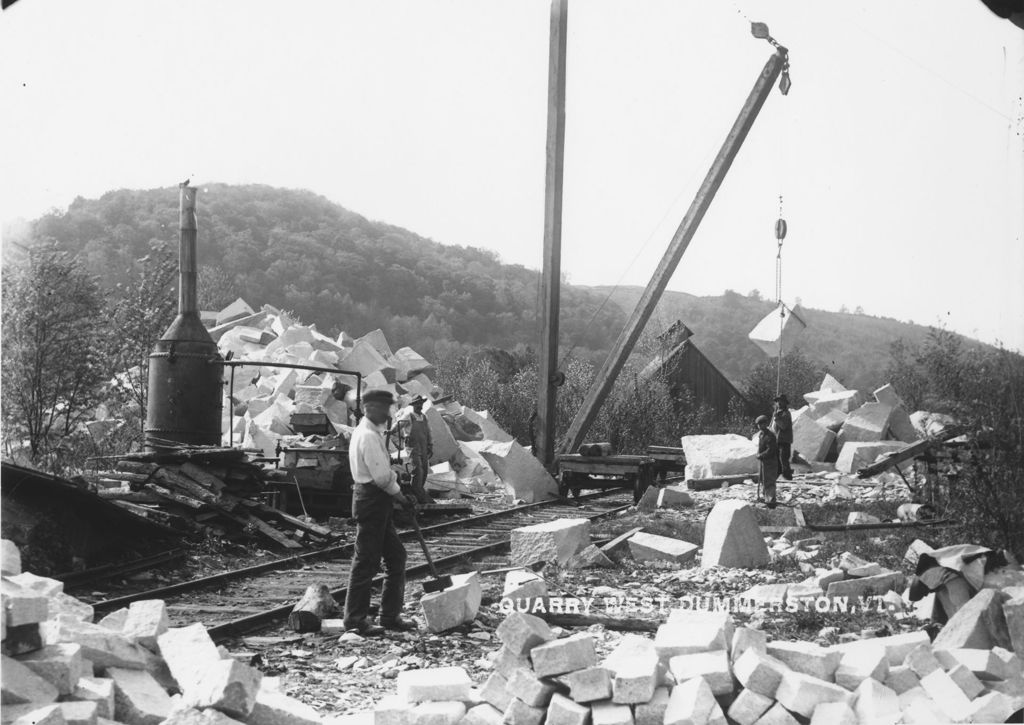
[754,394,794,509]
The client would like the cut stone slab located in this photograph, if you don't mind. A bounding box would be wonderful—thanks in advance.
[1004,596,1024,658]
[805,388,864,415]
[2,539,22,576]
[888,406,922,444]
[946,663,984,699]
[663,677,719,725]
[727,688,773,725]
[836,402,894,447]
[851,678,899,725]
[774,670,849,718]
[480,672,513,712]
[792,414,836,463]
[503,698,545,725]
[479,440,559,503]
[752,702,799,725]
[766,641,840,682]
[506,669,556,708]
[659,486,694,509]
[510,519,590,567]
[932,587,1012,651]
[680,434,757,479]
[397,667,473,704]
[809,701,856,725]
[883,665,919,695]
[917,669,972,721]
[74,676,115,719]
[825,571,904,599]
[834,441,905,474]
[667,650,732,695]
[701,499,770,569]
[412,700,466,725]
[422,407,461,467]
[654,610,733,661]
[495,613,554,656]
[731,627,768,661]
[462,704,504,725]
[17,642,84,695]
[557,667,611,703]
[545,693,588,725]
[122,600,169,651]
[633,686,669,725]
[933,647,1006,680]
[3,704,65,725]
[108,666,173,725]
[530,632,597,678]
[157,623,221,694]
[590,700,633,725]
[1,653,59,705]
[965,691,1016,724]
[734,648,790,698]
[610,650,658,704]
[1,578,49,626]
[461,408,513,444]
[626,533,698,565]
[872,630,931,666]
[489,646,533,678]
[903,644,941,678]
[420,572,481,633]
[185,658,262,719]
[834,642,887,690]
[7,572,63,598]
[375,693,415,725]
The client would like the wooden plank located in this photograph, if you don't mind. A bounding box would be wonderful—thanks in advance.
[141,483,207,510]
[686,474,751,491]
[96,490,163,504]
[178,462,227,494]
[243,514,302,549]
[256,504,333,538]
[154,468,220,504]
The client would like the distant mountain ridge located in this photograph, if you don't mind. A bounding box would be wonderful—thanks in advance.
[16,183,982,392]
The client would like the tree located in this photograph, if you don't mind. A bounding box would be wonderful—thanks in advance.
[1,243,107,463]
[743,348,822,415]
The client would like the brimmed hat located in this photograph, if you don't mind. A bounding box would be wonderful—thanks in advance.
[755,415,770,425]
[363,389,395,405]
[410,394,427,406]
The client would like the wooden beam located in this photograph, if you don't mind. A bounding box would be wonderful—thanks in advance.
[535,0,569,468]
[559,49,788,456]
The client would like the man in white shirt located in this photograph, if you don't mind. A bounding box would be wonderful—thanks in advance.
[343,389,416,635]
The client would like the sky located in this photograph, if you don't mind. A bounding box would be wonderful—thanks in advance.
[2,0,1022,352]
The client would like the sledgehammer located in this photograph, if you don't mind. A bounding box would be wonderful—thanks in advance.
[402,485,452,593]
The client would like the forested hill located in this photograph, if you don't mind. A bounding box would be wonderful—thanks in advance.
[24,184,626,357]
[19,183,976,390]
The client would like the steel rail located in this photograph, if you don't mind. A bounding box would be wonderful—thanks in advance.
[91,488,629,612]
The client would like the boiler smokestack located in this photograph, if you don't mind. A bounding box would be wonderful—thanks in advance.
[144,184,224,450]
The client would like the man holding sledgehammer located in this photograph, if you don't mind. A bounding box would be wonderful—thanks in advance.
[343,389,418,636]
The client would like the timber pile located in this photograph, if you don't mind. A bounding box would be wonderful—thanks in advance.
[81,447,337,551]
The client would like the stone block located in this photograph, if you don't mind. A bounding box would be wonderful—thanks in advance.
[505,668,556,708]
[680,434,757,479]
[851,679,899,725]
[731,627,768,661]
[247,687,324,725]
[412,701,466,725]
[665,609,735,647]
[420,573,481,633]
[157,624,221,694]
[1005,596,1024,659]
[479,672,513,712]
[530,633,597,678]
[633,687,669,725]
[545,693,589,725]
[107,666,173,725]
[989,676,1024,712]
[965,691,1016,724]
[663,677,718,725]
[872,383,902,407]
[162,708,249,724]
[3,704,65,725]
[558,667,611,703]
[49,618,150,671]
[397,667,473,704]
[479,440,559,503]
[610,651,658,704]
[824,571,904,600]
[766,641,840,682]
[462,704,505,725]
[461,408,513,443]
[700,500,769,569]
[566,545,614,570]
[50,593,94,624]
[946,663,984,699]
[97,608,129,632]
[503,572,548,609]
[502,698,545,725]
[870,630,931,666]
[932,588,1012,651]
[900,697,948,725]
[808,701,856,725]
[882,665,919,695]
[834,642,887,690]
[73,676,115,719]
[7,572,63,598]
[654,623,723,662]
[993,645,1024,678]
[734,648,789,698]
[726,687,772,725]
[375,694,415,725]
[495,613,555,656]
[933,647,1005,680]
[490,647,534,678]
[805,387,863,415]
[122,601,169,651]
[792,414,836,463]
[808,406,848,433]
[184,658,262,719]
[635,486,660,513]
[667,650,732,695]
[2,622,42,657]
[836,402,894,446]
[834,441,905,474]
[1,578,49,627]
[18,643,84,695]
[659,486,694,509]
[917,669,972,721]
[590,701,633,725]
[626,533,697,565]
[774,670,849,718]
[752,702,798,725]
[888,406,921,444]
[1,539,21,576]
[903,644,942,678]
[423,407,461,467]
[1,653,59,705]
[510,519,590,567]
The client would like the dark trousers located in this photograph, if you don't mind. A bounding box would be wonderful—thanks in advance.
[409,450,432,504]
[343,484,407,627]
[778,442,793,477]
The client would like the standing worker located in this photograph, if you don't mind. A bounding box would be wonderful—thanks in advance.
[343,389,417,635]
[771,394,794,480]
[755,415,780,509]
[396,395,435,504]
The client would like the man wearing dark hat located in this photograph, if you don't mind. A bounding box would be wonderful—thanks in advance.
[755,415,780,508]
[396,394,434,504]
[771,394,794,480]
[343,388,416,635]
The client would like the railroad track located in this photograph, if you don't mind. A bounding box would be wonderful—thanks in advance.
[80,488,634,642]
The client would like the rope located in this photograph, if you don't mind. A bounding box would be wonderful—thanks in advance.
[775,195,784,398]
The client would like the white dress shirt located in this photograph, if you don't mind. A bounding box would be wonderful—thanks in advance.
[348,416,400,496]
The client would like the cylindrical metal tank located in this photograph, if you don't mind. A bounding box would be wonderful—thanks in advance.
[145,184,223,449]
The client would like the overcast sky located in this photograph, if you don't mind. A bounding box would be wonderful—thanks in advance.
[2,0,1022,352]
